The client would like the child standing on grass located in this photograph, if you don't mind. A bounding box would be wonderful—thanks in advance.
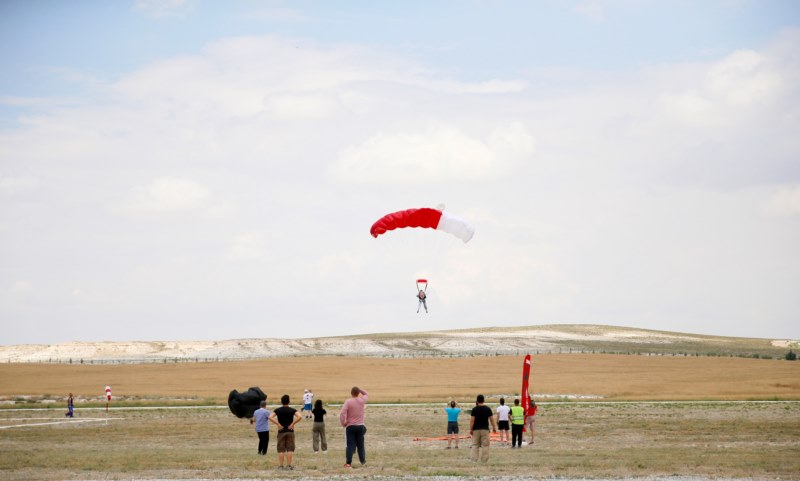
[65,393,74,418]
[311,399,328,453]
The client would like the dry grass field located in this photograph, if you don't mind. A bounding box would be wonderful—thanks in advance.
[1,354,799,404]
[1,402,798,480]
[2,354,799,480]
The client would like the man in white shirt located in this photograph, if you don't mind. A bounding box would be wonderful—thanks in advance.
[495,397,511,445]
[302,389,314,419]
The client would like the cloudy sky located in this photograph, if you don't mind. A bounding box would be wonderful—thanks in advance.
[1,1,798,345]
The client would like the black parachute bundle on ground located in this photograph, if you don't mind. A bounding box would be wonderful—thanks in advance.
[228,386,267,419]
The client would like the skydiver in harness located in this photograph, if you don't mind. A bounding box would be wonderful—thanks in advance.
[416,279,428,313]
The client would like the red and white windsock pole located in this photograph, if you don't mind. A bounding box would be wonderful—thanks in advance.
[521,354,531,432]
[105,386,111,413]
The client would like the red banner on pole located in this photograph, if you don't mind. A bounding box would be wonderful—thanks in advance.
[521,354,531,431]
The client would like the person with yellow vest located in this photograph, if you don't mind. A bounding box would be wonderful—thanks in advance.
[509,398,526,448]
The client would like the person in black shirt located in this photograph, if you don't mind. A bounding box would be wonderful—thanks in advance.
[269,394,301,470]
[311,399,327,453]
[469,394,497,463]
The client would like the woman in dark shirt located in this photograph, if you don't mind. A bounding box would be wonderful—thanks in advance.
[311,399,327,453]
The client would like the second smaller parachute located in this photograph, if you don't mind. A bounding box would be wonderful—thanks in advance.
[370,207,475,243]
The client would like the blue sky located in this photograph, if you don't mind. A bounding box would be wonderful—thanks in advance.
[1,1,799,345]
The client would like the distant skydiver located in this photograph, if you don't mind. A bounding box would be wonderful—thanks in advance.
[416,279,428,313]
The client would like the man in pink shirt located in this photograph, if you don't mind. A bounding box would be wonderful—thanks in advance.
[339,386,368,468]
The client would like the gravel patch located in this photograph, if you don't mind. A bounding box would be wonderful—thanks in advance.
[70,474,766,481]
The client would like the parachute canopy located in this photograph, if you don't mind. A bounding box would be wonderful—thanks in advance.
[370,207,475,243]
[228,386,266,419]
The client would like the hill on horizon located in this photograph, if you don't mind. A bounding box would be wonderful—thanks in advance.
[1,324,796,364]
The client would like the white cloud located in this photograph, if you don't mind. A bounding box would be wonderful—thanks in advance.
[424,79,528,94]
[120,177,211,213]
[242,7,309,22]
[0,175,40,195]
[0,281,33,310]
[573,0,607,22]
[226,232,271,262]
[332,123,535,184]
[705,49,783,106]
[764,185,800,217]
[488,122,536,159]
[134,0,192,18]
[264,93,338,118]
[655,45,790,128]
[658,90,714,125]
[10,280,32,294]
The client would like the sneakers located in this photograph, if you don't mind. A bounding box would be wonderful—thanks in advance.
[343,463,352,468]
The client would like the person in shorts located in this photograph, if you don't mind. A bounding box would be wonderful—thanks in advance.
[526,399,538,445]
[270,394,301,470]
[469,394,497,463]
[495,397,510,445]
[445,400,461,449]
[302,389,313,419]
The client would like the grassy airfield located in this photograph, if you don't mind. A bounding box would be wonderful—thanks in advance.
[1,402,798,480]
[1,354,799,479]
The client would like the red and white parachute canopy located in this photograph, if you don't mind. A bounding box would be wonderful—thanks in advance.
[370,207,475,243]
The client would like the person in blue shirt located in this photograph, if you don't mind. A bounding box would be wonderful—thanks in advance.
[445,400,462,449]
[250,399,271,455]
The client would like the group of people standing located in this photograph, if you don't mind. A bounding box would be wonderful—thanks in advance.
[445,395,538,463]
[249,387,536,469]
[249,386,369,470]
[494,396,537,448]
